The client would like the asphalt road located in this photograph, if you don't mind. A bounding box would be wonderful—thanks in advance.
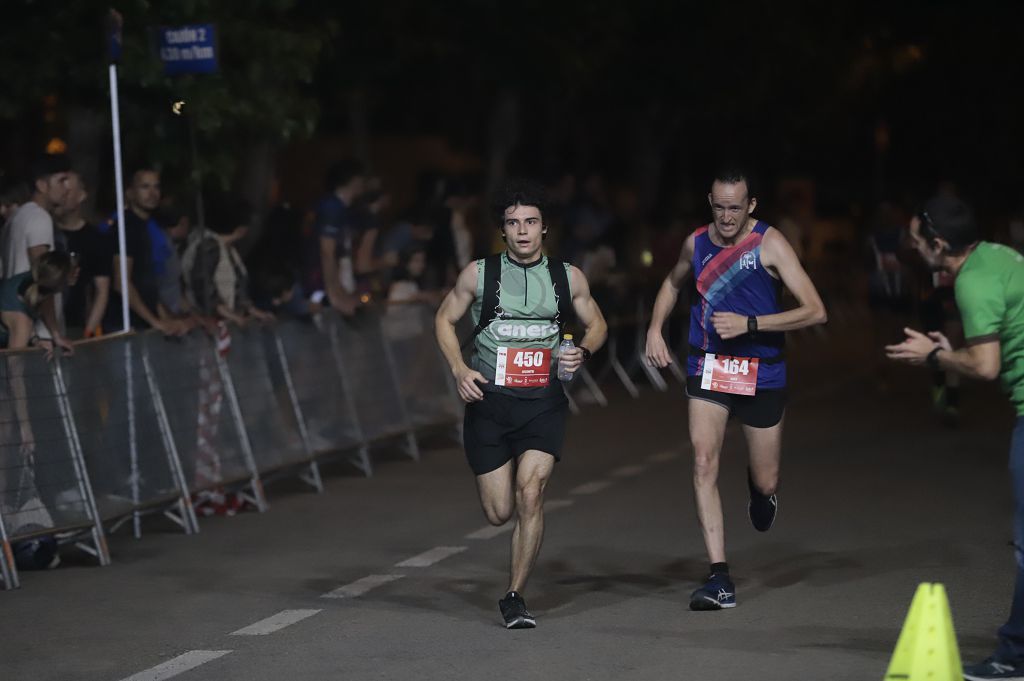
[1,337,1017,681]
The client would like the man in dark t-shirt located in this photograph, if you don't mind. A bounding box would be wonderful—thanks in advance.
[99,168,186,335]
[55,173,114,337]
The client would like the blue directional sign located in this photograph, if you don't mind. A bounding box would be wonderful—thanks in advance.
[158,24,218,75]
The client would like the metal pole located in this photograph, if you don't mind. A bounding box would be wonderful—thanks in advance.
[108,64,130,333]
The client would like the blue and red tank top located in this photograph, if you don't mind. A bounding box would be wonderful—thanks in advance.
[688,220,786,389]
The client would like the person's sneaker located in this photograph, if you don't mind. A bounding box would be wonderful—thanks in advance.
[747,468,778,532]
[689,572,736,611]
[963,657,1024,680]
[498,591,537,629]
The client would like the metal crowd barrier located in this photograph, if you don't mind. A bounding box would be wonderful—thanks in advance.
[329,310,420,466]
[61,333,198,539]
[381,303,462,434]
[0,348,110,590]
[0,301,479,590]
[142,330,268,515]
[225,325,322,492]
[275,316,373,475]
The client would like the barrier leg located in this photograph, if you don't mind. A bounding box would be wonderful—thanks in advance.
[214,350,268,513]
[53,362,110,566]
[124,343,142,539]
[328,318,374,477]
[607,335,640,398]
[142,348,199,534]
[0,516,18,589]
[273,331,323,493]
[576,366,609,406]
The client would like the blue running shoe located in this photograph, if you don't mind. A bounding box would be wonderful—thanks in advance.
[963,657,1024,680]
[689,572,736,611]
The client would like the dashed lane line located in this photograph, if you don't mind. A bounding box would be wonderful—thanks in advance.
[570,480,614,495]
[118,650,232,681]
[321,573,405,599]
[609,464,648,478]
[230,609,322,636]
[395,546,468,568]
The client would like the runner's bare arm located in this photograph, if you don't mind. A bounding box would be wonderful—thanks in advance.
[435,262,487,402]
[559,266,608,374]
[646,232,695,367]
[716,227,827,337]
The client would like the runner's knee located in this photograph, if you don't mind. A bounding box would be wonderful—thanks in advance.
[515,481,545,516]
[692,446,720,484]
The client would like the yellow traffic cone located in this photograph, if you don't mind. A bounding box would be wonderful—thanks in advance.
[884,582,962,680]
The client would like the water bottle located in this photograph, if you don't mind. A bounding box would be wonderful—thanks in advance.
[557,334,576,382]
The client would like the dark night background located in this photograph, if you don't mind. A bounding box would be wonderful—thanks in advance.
[2,1,1022,260]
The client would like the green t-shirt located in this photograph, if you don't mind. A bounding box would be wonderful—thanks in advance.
[470,252,572,398]
[954,242,1024,414]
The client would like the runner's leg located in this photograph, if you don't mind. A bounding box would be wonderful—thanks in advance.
[690,398,730,563]
[508,449,555,593]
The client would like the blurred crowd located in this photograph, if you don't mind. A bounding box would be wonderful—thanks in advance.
[4,151,1023,364]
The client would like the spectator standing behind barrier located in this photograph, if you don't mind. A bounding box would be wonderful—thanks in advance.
[1,154,71,278]
[153,205,197,325]
[885,196,1024,681]
[182,194,273,326]
[55,172,112,338]
[303,159,366,316]
[0,251,75,553]
[102,167,187,336]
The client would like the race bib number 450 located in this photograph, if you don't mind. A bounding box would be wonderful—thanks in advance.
[495,347,551,387]
[701,353,759,396]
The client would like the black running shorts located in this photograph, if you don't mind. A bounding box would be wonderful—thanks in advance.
[463,389,569,476]
[685,376,787,428]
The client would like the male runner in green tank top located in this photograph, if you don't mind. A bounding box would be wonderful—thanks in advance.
[435,180,607,629]
[887,195,1024,680]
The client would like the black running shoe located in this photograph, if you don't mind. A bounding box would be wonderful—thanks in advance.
[499,591,537,629]
[963,657,1024,680]
[689,572,736,610]
[747,468,778,532]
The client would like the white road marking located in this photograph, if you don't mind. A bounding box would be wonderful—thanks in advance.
[610,464,648,478]
[647,450,680,463]
[395,546,467,568]
[322,574,404,599]
[545,498,574,511]
[570,480,613,495]
[118,650,232,681]
[466,523,514,540]
[230,609,321,636]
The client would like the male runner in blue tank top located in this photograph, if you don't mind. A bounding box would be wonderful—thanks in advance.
[435,180,608,628]
[646,168,827,610]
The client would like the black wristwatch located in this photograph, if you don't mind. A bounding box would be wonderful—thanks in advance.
[747,316,758,336]
[580,346,592,362]
[926,346,942,370]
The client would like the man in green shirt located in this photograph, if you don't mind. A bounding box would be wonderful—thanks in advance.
[887,195,1024,680]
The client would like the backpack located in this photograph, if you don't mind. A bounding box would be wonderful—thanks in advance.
[461,254,574,350]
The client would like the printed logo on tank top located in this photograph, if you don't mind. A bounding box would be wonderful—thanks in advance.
[739,251,757,270]
[487,320,560,342]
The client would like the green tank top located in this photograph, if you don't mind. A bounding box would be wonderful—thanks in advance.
[470,252,572,398]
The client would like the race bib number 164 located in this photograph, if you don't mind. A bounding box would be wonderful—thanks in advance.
[701,353,759,396]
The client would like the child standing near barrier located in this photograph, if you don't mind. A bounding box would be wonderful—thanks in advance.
[0,251,74,564]
[434,180,608,629]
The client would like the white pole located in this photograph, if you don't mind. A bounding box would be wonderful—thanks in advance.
[109,63,130,333]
